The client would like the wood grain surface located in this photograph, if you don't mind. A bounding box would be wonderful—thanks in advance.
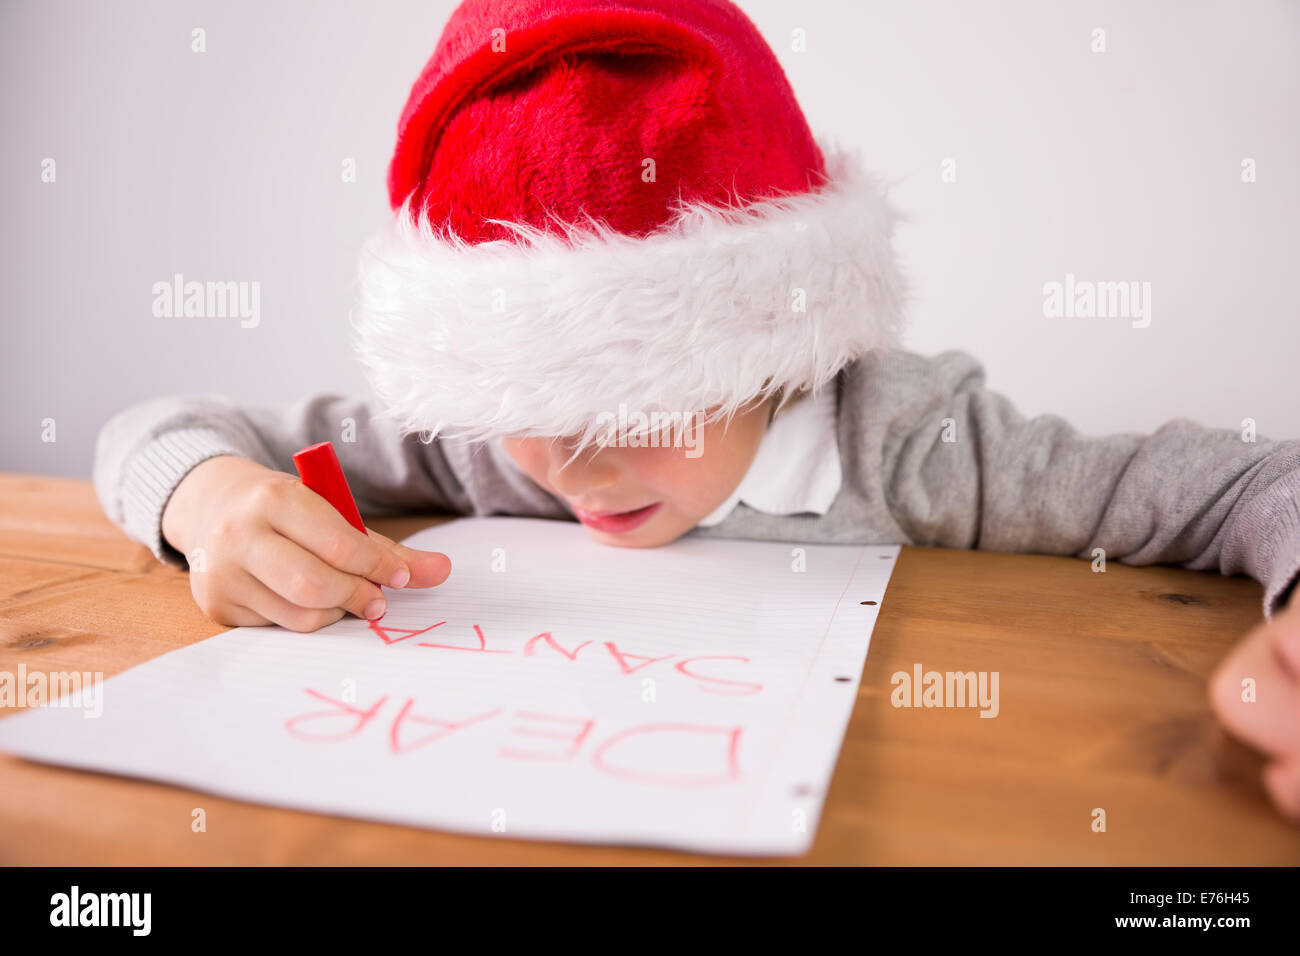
[1,473,1295,865]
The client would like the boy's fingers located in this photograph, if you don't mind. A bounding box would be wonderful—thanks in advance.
[366,529,452,588]
[207,600,272,629]
[1269,612,1300,679]
[228,569,348,634]
[1210,626,1300,757]
[1263,756,1300,822]
[239,531,387,622]
[269,483,410,588]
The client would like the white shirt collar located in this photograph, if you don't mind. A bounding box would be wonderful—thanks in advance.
[695,385,842,528]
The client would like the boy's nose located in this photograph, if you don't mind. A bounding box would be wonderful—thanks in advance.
[545,441,618,497]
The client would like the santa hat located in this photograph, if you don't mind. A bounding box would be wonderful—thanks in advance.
[352,0,908,450]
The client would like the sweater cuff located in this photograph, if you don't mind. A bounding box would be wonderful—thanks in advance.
[120,428,245,571]
[1259,469,1300,622]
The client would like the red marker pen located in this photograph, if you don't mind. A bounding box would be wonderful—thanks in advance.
[292,441,366,534]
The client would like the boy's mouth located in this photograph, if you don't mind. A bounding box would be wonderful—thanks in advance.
[571,502,662,534]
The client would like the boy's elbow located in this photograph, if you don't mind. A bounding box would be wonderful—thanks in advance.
[91,403,145,522]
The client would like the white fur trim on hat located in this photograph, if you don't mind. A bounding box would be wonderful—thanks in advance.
[350,140,909,450]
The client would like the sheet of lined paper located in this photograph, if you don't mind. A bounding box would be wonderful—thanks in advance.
[0,517,898,855]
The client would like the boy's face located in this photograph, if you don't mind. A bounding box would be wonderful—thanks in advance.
[500,396,775,547]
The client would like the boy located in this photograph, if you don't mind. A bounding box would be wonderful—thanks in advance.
[94,0,1300,819]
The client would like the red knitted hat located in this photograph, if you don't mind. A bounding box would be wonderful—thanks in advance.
[353,0,906,447]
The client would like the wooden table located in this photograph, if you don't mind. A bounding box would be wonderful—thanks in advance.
[1,472,1296,865]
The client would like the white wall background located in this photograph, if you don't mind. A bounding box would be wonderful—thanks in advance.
[2,0,1297,477]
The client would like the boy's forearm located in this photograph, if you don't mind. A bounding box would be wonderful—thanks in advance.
[870,349,1300,620]
[972,400,1300,619]
[1214,467,1300,618]
[93,393,465,570]
[93,396,268,569]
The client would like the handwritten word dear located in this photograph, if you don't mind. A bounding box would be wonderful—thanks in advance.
[285,689,744,787]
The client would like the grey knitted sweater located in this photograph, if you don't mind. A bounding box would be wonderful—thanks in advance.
[92,348,1300,621]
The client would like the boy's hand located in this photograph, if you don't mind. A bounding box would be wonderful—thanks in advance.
[161,455,452,632]
[1210,596,1300,822]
